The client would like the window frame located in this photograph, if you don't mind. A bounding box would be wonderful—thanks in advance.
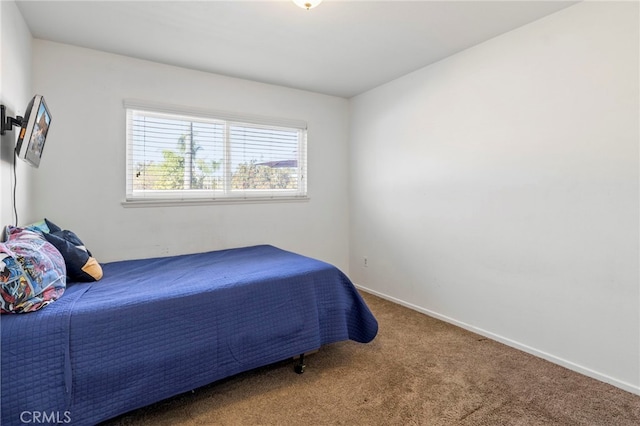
[123,100,308,207]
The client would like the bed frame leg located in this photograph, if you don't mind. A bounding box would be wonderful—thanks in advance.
[294,353,306,374]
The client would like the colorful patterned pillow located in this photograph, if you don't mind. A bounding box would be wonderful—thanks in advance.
[0,227,66,314]
[24,219,50,234]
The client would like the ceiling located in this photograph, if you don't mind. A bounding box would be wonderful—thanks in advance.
[16,0,578,98]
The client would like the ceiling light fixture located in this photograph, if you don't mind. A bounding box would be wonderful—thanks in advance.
[292,0,322,10]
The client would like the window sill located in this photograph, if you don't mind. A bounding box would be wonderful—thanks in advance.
[121,196,310,208]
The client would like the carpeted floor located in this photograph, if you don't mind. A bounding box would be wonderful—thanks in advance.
[102,292,640,425]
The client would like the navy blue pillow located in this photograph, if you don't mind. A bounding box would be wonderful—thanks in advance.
[43,219,103,282]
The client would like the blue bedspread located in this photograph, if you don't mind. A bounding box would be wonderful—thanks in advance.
[1,245,377,425]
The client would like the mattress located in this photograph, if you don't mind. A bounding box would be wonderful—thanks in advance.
[1,245,378,425]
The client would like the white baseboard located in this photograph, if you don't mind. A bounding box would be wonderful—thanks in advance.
[355,284,640,396]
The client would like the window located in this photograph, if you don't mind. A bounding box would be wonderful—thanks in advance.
[125,101,307,204]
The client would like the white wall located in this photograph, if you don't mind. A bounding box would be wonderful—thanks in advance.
[349,1,639,394]
[0,0,33,228]
[30,41,351,270]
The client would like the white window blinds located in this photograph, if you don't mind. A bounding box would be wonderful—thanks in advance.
[125,101,307,203]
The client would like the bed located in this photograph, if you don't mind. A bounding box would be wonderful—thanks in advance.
[1,244,378,426]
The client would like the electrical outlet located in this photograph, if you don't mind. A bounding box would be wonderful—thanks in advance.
[363,257,368,268]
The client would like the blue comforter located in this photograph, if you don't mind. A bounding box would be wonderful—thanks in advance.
[1,245,377,425]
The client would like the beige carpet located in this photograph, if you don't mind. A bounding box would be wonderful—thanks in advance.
[102,292,640,425]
